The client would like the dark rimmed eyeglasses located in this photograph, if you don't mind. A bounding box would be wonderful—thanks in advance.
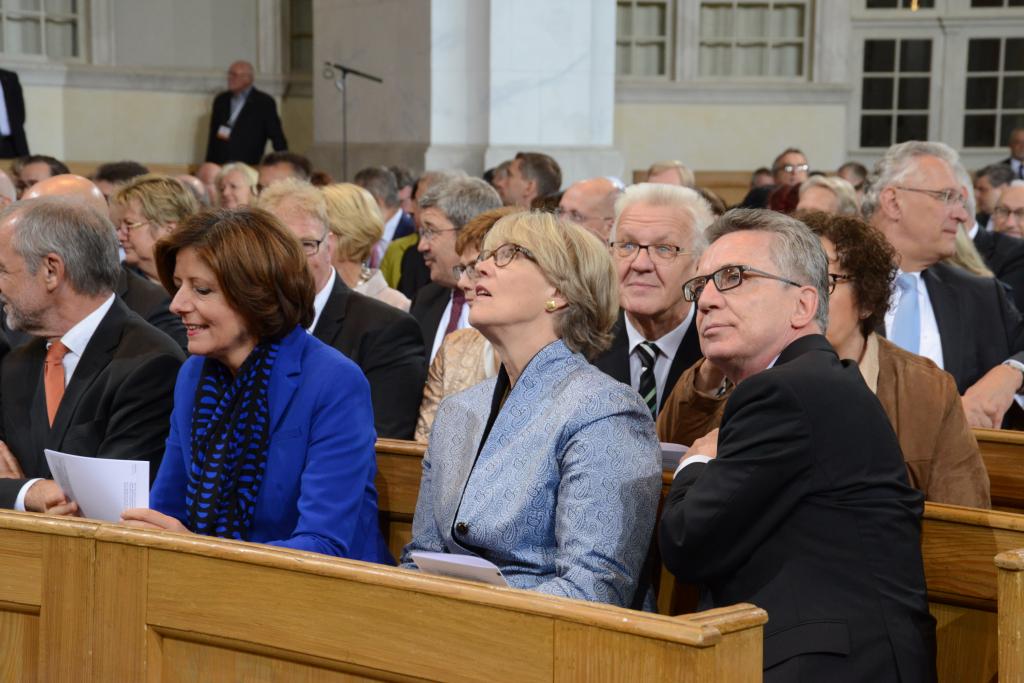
[828,273,853,294]
[300,234,328,256]
[682,264,803,302]
[609,241,691,262]
[452,243,535,281]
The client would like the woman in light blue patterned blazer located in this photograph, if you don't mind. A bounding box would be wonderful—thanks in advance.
[401,211,661,608]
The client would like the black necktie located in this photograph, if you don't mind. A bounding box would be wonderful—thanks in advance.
[636,341,660,418]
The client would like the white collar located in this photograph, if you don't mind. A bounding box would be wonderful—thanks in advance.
[622,303,694,359]
[56,294,116,358]
[308,268,336,333]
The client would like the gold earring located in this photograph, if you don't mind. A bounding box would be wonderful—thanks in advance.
[545,299,558,312]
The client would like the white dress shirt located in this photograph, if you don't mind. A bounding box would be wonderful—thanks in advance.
[429,292,471,363]
[307,268,336,333]
[623,305,695,409]
[15,294,116,511]
[883,269,943,370]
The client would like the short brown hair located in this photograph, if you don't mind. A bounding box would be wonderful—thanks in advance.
[515,152,562,197]
[456,206,524,255]
[797,210,897,337]
[155,207,314,339]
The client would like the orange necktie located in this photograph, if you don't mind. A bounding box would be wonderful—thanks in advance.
[44,341,69,426]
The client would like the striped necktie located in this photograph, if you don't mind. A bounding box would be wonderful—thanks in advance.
[636,341,660,418]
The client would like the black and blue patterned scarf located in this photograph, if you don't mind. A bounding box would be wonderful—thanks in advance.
[185,340,279,540]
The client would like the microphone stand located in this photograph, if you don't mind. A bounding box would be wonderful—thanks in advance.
[322,62,383,181]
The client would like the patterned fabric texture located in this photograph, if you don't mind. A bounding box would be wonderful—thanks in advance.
[401,340,662,608]
[186,341,278,539]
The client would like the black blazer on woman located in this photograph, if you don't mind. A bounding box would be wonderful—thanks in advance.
[660,335,936,682]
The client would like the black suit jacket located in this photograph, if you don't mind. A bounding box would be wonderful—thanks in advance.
[973,228,1024,313]
[394,211,415,240]
[205,87,287,165]
[0,69,29,157]
[1,266,187,352]
[312,275,426,439]
[117,265,187,351]
[591,311,701,410]
[0,298,184,508]
[660,335,936,681]
[409,282,452,350]
[921,261,1024,393]
[398,240,433,300]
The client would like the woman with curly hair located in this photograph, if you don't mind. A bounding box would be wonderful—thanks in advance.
[659,210,990,508]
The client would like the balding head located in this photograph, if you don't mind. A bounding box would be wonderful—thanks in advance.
[227,60,255,95]
[557,177,621,241]
[23,174,108,216]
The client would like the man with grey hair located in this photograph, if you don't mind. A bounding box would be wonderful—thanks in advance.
[593,183,710,417]
[660,208,936,682]
[0,198,183,513]
[205,60,287,165]
[256,179,426,439]
[974,163,1015,229]
[864,140,1024,429]
[556,177,621,242]
[795,175,859,216]
[412,176,502,361]
[354,166,416,265]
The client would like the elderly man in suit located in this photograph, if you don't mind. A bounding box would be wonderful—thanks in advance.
[0,198,183,513]
[205,60,287,165]
[18,174,186,350]
[411,177,502,362]
[257,179,426,439]
[593,183,712,417]
[660,208,936,681]
[0,68,29,159]
[1001,127,1024,180]
[864,140,1024,429]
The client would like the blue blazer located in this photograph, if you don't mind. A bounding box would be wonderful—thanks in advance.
[400,340,661,607]
[150,326,391,562]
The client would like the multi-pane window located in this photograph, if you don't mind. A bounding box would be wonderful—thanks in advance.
[697,1,812,78]
[865,0,935,8]
[0,0,81,60]
[859,38,932,147]
[969,0,1024,7]
[616,0,672,78]
[288,0,313,75]
[963,37,1024,147]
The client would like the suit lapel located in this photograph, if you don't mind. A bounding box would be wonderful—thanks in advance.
[311,273,349,346]
[48,300,127,446]
[922,267,962,381]
[269,328,304,433]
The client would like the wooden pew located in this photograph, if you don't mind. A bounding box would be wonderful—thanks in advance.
[973,427,1024,512]
[0,510,768,681]
[374,437,426,560]
[996,548,1024,682]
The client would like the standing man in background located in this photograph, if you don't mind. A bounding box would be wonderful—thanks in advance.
[0,68,28,160]
[205,61,287,165]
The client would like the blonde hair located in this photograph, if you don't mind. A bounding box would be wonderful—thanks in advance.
[481,211,618,359]
[216,162,258,192]
[946,225,994,277]
[321,183,384,263]
[109,174,198,235]
[255,177,329,230]
[799,176,860,216]
[647,160,696,187]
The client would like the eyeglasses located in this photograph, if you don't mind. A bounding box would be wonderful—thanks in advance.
[461,243,535,281]
[300,234,328,256]
[117,219,150,234]
[893,186,966,208]
[994,206,1024,222]
[828,273,853,294]
[555,207,613,225]
[774,163,809,174]
[682,264,803,302]
[420,225,459,241]
[610,241,690,263]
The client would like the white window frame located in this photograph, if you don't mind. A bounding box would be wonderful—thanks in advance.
[616,0,674,81]
[0,0,87,63]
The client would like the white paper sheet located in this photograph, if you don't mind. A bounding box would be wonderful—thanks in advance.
[410,551,509,587]
[661,442,688,472]
[43,449,149,522]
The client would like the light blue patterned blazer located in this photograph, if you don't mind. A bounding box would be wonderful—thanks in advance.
[400,340,661,607]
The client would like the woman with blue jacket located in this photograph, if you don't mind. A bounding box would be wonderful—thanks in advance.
[122,207,390,563]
